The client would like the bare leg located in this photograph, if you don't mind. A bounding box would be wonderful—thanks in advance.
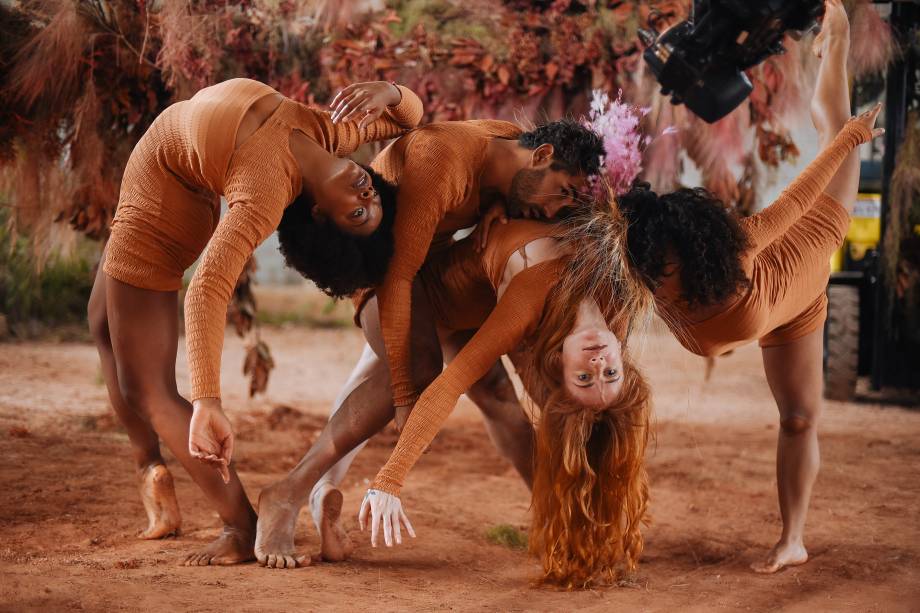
[752,327,824,573]
[308,343,381,562]
[88,261,181,539]
[255,282,442,568]
[440,330,535,488]
[104,274,257,566]
[811,0,858,209]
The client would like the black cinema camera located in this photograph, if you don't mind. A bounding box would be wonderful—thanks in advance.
[640,0,825,123]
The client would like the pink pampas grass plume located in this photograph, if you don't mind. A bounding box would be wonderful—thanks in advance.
[583,89,674,196]
[848,0,898,78]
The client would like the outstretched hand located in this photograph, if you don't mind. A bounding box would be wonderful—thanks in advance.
[330,81,402,129]
[189,398,234,484]
[853,102,885,140]
[358,489,416,547]
[471,203,509,253]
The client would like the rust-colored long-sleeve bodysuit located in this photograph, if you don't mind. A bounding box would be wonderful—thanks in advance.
[360,120,524,408]
[370,219,566,496]
[658,119,872,357]
[104,78,423,401]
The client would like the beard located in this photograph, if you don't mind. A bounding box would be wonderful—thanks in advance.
[506,167,545,218]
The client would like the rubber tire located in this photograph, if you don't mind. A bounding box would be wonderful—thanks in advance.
[824,284,860,401]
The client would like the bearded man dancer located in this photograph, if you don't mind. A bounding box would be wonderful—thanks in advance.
[254,118,605,567]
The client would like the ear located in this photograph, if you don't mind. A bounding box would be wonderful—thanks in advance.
[530,143,554,168]
[311,204,327,223]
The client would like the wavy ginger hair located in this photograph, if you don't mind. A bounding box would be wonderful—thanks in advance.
[522,187,654,589]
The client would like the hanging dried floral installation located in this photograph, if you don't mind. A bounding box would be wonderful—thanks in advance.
[0,0,901,393]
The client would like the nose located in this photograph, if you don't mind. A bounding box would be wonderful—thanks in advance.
[359,186,377,201]
[589,355,606,365]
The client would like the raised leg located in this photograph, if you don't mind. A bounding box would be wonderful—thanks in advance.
[104,273,257,566]
[753,327,824,573]
[255,281,443,568]
[88,260,180,539]
[811,0,859,210]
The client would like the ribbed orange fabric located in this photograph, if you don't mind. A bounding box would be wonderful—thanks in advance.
[658,119,872,357]
[104,78,423,401]
[372,221,565,496]
[370,120,524,408]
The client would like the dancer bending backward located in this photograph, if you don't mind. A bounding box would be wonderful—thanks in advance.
[256,119,606,568]
[87,77,422,565]
[271,213,654,587]
[367,214,656,589]
[618,0,882,574]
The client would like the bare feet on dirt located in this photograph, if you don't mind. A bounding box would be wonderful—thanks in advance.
[312,484,354,562]
[255,481,309,569]
[182,525,256,566]
[139,464,181,540]
[750,540,809,574]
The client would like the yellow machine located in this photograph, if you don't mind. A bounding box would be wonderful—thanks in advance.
[830,192,882,272]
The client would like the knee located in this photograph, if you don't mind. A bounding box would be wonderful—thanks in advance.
[780,413,817,435]
[116,371,160,419]
[471,362,517,405]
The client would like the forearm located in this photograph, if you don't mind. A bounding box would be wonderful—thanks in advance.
[743,120,870,248]
[378,278,418,408]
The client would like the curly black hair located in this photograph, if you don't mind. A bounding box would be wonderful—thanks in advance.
[277,166,398,299]
[519,119,604,176]
[618,182,752,309]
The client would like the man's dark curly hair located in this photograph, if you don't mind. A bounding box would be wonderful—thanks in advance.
[277,166,397,299]
[618,182,752,309]
[519,119,605,176]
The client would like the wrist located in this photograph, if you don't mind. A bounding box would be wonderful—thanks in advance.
[192,397,222,412]
[387,82,402,107]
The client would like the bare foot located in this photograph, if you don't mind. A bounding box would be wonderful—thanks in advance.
[311,484,354,562]
[812,0,850,58]
[182,526,255,566]
[255,481,309,569]
[751,540,809,574]
[139,464,181,540]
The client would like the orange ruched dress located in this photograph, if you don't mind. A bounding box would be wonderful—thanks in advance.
[355,120,524,409]
[104,78,423,401]
[657,119,872,357]
[371,219,566,496]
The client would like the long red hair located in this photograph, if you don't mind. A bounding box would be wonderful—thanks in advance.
[521,191,654,589]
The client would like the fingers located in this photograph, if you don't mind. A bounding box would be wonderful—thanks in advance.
[392,512,402,545]
[357,108,383,131]
[340,97,374,125]
[330,84,356,110]
[872,127,885,138]
[400,508,416,539]
[222,436,234,472]
[331,89,365,123]
[217,462,230,484]
[370,506,380,548]
[358,495,370,531]
[382,511,393,547]
[333,92,371,124]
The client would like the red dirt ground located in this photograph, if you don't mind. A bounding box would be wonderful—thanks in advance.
[1,321,918,612]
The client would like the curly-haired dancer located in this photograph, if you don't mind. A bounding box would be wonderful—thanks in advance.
[258,118,606,568]
[87,78,421,565]
[619,1,883,573]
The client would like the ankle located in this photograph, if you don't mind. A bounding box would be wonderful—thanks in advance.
[136,459,167,477]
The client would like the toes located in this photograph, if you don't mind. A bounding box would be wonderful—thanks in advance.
[295,554,311,567]
[283,555,297,569]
